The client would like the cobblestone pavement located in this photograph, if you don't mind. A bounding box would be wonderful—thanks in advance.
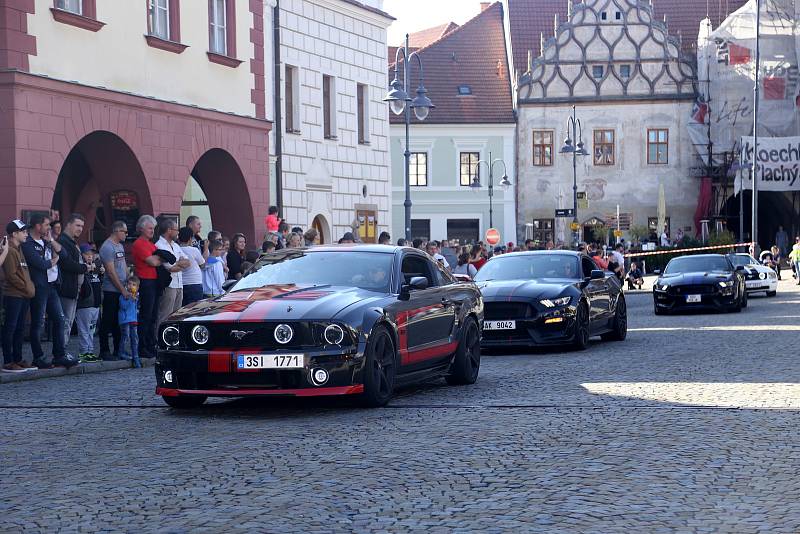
[2,280,800,533]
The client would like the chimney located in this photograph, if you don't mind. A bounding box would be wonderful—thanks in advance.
[480,2,490,12]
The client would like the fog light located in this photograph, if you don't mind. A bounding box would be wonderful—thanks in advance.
[163,370,173,383]
[544,317,564,324]
[310,368,329,386]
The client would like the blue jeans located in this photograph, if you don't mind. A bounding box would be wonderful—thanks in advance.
[29,283,65,361]
[2,296,29,365]
[119,323,139,361]
[182,284,204,306]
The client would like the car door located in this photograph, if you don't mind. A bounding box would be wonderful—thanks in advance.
[395,253,454,370]
[581,256,608,329]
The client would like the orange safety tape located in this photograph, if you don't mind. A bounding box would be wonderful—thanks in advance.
[623,242,754,258]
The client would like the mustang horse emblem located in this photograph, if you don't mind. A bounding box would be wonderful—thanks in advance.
[230,330,253,341]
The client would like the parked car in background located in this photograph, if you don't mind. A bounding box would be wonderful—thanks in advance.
[653,254,747,314]
[728,253,778,297]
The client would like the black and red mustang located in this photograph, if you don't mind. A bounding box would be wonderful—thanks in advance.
[155,245,483,408]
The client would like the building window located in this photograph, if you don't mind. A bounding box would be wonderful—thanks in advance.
[648,217,671,240]
[357,83,370,145]
[532,219,554,243]
[208,0,235,56]
[148,0,170,40]
[56,0,81,14]
[620,64,631,78]
[411,219,431,241]
[592,65,604,79]
[532,130,553,166]
[593,129,615,165]
[323,75,337,139]
[410,152,427,186]
[615,11,622,20]
[447,219,480,245]
[459,152,480,187]
[647,128,669,164]
[285,65,299,133]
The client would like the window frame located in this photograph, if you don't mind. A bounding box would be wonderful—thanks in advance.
[409,152,428,187]
[620,64,631,78]
[647,128,669,165]
[592,65,604,79]
[648,217,671,240]
[209,0,227,55]
[593,129,615,166]
[285,65,300,134]
[51,0,103,30]
[459,152,480,187]
[532,129,554,167]
[323,75,338,140]
[532,218,554,244]
[56,0,82,15]
[357,83,370,145]
[148,0,170,40]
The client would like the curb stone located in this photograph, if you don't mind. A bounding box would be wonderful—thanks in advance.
[0,357,156,384]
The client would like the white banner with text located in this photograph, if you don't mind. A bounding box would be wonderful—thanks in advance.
[737,136,800,192]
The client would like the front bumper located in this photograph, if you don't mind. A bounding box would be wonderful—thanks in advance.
[745,278,777,293]
[481,305,579,347]
[155,345,366,398]
[653,288,739,312]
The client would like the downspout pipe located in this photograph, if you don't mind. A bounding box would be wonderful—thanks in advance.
[272,0,283,216]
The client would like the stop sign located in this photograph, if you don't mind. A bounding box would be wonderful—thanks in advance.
[485,228,501,246]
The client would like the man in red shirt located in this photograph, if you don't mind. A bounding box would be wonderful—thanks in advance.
[131,215,162,360]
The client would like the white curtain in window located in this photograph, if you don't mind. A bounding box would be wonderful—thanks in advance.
[210,0,227,55]
[149,0,170,40]
[57,0,81,14]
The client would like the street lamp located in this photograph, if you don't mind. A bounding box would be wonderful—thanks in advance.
[470,151,511,230]
[560,105,589,244]
[385,33,434,241]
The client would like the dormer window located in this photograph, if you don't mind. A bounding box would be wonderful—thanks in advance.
[615,11,622,20]
[620,65,631,78]
[601,11,608,20]
[592,65,604,79]
[458,85,473,95]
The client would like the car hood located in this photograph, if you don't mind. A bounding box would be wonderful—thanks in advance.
[169,284,386,322]
[477,278,575,300]
[658,271,733,285]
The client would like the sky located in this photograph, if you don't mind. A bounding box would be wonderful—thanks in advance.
[384,0,485,45]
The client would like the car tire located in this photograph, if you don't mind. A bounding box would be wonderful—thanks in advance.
[741,289,748,308]
[162,395,207,409]
[572,302,590,350]
[767,290,777,297]
[359,325,396,408]
[601,296,627,341]
[446,316,481,386]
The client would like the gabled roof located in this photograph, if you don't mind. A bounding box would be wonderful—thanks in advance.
[407,21,460,48]
[388,2,515,125]
[508,0,748,76]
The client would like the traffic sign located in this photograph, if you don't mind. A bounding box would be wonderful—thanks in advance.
[485,228,501,246]
[555,208,575,218]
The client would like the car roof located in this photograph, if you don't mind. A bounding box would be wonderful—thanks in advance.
[272,244,401,255]
[493,250,582,258]
[671,253,727,259]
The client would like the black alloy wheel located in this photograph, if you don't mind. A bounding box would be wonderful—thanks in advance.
[601,295,627,341]
[572,302,590,350]
[163,395,207,409]
[741,288,748,308]
[446,316,481,386]
[359,325,396,407]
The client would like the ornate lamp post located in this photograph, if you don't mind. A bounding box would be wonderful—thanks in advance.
[470,151,512,230]
[384,33,434,241]
[560,105,589,244]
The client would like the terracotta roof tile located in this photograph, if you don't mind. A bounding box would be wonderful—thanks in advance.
[508,0,748,76]
[389,2,514,125]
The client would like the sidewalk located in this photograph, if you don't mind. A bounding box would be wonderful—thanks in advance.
[0,336,155,384]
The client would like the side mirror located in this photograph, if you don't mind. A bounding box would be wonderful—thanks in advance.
[735,265,745,271]
[399,276,429,301]
[222,279,237,292]
[590,269,605,280]
[653,269,661,275]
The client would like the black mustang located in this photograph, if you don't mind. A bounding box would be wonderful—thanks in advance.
[155,245,483,408]
[474,251,627,350]
[653,254,747,314]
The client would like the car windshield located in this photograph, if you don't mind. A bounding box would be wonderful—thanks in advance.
[729,254,757,267]
[474,254,580,281]
[231,251,393,292]
[664,256,731,274]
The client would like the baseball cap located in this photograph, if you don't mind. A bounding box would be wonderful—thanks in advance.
[6,219,27,234]
[79,243,96,253]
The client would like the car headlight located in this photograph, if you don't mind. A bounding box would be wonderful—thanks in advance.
[718,280,734,288]
[274,323,294,344]
[540,296,571,308]
[162,326,180,347]
[191,325,210,345]
[323,324,345,345]
[759,272,766,280]
[657,283,669,291]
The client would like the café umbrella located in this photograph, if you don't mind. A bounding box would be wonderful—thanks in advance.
[657,182,666,242]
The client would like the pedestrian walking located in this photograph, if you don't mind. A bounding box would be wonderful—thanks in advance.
[156,219,190,326]
[22,214,78,368]
[56,214,89,348]
[2,221,35,372]
[776,225,789,257]
[203,240,227,298]
[98,221,130,361]
[118,275,141,368]
[179,226,205,306]
[75,244,102,362]
[131,215,162,361]
[226,233,247,280]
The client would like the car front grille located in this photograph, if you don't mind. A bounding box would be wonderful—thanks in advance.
[484,302,533,320]
[670,284,717,295]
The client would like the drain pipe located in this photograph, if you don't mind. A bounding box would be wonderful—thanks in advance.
[272,0,283,215]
